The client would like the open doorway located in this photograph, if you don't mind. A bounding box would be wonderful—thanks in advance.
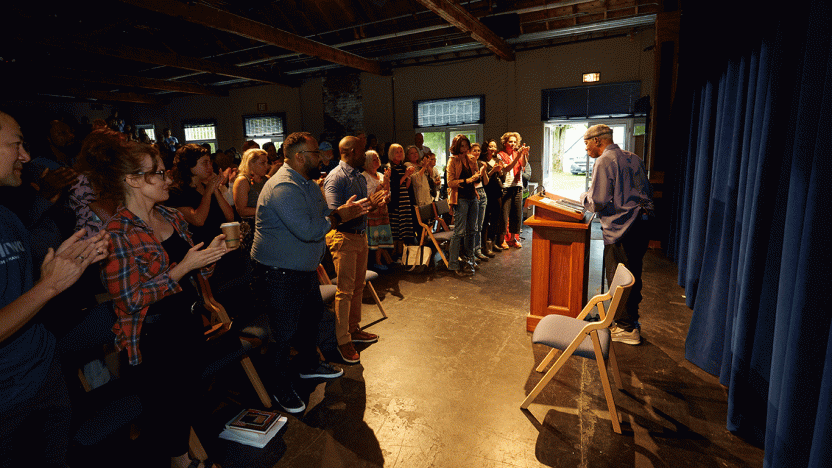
[417,125,482,173]
[541,119,638,201]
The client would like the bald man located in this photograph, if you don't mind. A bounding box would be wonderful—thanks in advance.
[1,110,109,467]
[324,136,387,364]
[580,124,654,345]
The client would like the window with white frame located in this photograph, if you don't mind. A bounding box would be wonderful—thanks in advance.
[414,96,484,170]
[183,120,218,153]
[243,113,285,148]
[135,124,156,142]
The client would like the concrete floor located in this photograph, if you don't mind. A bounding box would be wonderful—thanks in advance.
[196,222,764,468]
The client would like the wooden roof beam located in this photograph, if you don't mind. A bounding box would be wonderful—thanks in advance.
[44,88,165,105]
[36,38,297,87]
[414,0,515,61]
[45,68,228,96]
[119,0,386,75]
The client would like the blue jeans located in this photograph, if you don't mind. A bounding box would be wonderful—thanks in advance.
[474,188,487,253]
[252,263,322,383]
[449,198,478,270]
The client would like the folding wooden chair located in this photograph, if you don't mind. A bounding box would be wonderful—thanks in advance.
[521,264,635,434]
[414,202,453,268]
[197,276,272,409]
[317,264,386,319]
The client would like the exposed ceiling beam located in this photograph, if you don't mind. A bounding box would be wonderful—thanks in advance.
[119,0,386,75]
[45,68,228,96]
[44,88,165,105]
[35,38,297,87]
[414,0,515,61]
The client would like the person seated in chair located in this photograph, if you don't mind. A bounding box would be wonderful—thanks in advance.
[82,130,227,468]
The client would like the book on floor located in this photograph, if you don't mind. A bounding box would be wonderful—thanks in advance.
[219,409,287,448]
[224,408,280,434]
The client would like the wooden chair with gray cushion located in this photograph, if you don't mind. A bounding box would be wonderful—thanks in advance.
[520,263,634,434]
[414,202,453,268]
[317,264,386,319]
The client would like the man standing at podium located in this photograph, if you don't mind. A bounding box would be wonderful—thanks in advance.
[579,124,653,345]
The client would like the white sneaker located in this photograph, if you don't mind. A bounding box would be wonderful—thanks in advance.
[610,325,641,345]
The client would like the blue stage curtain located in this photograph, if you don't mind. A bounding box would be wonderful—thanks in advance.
[667,1,832,466]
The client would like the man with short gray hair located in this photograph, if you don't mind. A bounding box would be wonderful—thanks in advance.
[580,124,654,345]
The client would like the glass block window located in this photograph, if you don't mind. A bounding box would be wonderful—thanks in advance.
[183,121,217,142]
[244,114,285,138]
[414,96,484,128]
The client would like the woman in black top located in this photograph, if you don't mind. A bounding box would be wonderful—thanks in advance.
[481,139,506,253]
[168,144,236,289]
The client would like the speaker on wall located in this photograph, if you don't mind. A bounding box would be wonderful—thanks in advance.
[480,13,520,39]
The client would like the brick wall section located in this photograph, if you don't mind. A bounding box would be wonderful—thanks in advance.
[322,74,364,146]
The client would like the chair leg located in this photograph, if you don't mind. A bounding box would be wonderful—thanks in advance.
[366,281,387,318]
[591,332,622,434]
[521,347,574,409]
[431,235,449,268]
[535,348,559,372]
[189,427,208,460]
[77,369,92,392]
[608,341,623,389]
[240,355,272,409]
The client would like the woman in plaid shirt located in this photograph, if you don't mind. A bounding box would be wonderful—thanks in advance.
[80,130,227,468]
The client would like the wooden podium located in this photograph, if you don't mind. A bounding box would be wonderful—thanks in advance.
[523,193,594,332]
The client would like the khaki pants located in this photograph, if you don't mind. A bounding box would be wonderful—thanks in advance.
[326,230,369,345]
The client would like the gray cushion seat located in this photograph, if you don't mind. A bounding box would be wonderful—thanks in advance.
[532,314,611,360]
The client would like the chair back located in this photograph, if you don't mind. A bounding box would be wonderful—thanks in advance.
[598,263,635,327]
[415,203,435,229]
[434,199,450,216]
[196,275,234,341]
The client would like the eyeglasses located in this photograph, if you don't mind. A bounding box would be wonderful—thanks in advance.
[297,150,321,156]
[134,170,167,177]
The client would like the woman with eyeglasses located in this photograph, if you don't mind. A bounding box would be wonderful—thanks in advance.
[81,131,227,468]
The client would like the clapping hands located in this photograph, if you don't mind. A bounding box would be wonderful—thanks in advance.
[335,194,372,223]
[39,228,110,295]
[180,234,229,271]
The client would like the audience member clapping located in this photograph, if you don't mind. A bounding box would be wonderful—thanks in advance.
[0,110,110,468]
[405,145,432,207]
[233,148,269,253]
[480,139,505,254]
[446,135,480,277]
[363,150,394,271]
[469,143,491,261]
[82,132,226,468]
[168,144,235,248]
[387,143,417,258]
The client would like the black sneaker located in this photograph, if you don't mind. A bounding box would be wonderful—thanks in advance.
[274,386,306,414]
[299,362,344,379]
